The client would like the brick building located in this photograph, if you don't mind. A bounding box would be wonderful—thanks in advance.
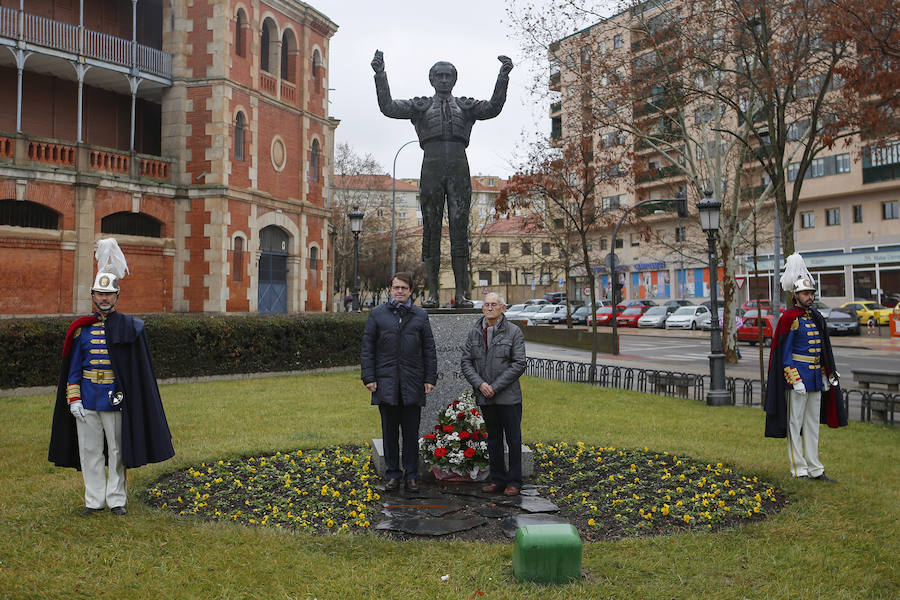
[0,0,337,316]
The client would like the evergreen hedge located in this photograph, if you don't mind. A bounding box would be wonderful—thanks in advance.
[0,313,367,389]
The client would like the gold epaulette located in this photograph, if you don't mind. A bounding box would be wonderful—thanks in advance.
[790,319,799,331]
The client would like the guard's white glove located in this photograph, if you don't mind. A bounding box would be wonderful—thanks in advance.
[822,373,831,392]
[792,381,806,395]
[69,401,86,423]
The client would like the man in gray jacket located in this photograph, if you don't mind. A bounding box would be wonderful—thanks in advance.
[460,292,527,495]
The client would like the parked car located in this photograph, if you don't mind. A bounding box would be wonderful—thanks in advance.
[616,305,651,327]
[822,307,860,335]
[665,305,711,330]
[637,305,676,328]
[472,300,484,309]
[699,307,746,331]
[543,292,568,304]
[515,304,545,322]
[741,299,772,312]
[504,303,527,320]
[737,314,776,345]
[626,299,657,307]
[532,304,572,325]
[664,299,694,308]
[839,300,892,326]
[586,306,620,326]
[523,298,549,306]
[571,305,597,325]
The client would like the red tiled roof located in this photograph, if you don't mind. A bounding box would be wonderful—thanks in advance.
[480,213,545,235]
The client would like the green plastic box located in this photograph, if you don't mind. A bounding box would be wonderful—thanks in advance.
[512,523,582,584]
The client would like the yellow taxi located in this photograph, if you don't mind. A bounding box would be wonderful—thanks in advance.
[839,300,892,326]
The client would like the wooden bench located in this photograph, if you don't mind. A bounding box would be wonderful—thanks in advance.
[647,372,696,398]
[851,369,900,391]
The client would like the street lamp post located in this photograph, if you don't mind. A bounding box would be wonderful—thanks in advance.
[391,140,418,276]
[698,190,730,406]
[349,206,364,312]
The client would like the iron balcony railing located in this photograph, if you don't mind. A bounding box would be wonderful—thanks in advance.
[525,357,897,425]
[0,7,172,80]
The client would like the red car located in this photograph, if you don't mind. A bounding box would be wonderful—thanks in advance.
[616,305,650,327]
[737,314,776,345]
[587,305,623,326]
[741,299,772,312]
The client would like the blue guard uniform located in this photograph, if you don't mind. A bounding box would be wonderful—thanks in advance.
[66,316,127,511]
[779,309,827,478]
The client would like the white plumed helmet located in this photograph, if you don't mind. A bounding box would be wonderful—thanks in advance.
[780,253,815,294]
[91,238,129,293]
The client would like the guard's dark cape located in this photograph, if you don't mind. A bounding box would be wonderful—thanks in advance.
[48,311,175,469]
[764,307,848,438]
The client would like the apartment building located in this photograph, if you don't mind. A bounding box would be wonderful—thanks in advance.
[0,0,338,316]
[548,1,899,308]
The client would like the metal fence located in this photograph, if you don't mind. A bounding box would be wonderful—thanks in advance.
[525,357,897,424]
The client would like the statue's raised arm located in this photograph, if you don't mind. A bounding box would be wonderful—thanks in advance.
[372,50,417,120]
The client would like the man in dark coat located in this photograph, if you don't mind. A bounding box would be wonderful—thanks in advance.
[764,274,847,481]
[360,272,437,492]
[460,293,527,496]
[49,251,174,515]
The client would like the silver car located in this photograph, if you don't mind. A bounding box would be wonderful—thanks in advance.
[504,303,527,320]
[665,305,710,330]
[637,305,675,328]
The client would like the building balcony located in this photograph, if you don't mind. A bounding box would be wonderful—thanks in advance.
[862,163,900,184]
[0,6,172,99]
[550,101,561,116]
[549,71,560,92]
[635,164,682,184]
[0,131,172,183]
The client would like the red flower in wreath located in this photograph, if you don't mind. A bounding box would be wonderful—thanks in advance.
[442,424,455,434]
[424,433,436,441]
[434,424,442,431]
[470,431,480,440]
[457,412,466,420]
[470,408,480,415]
[433,447,448,458]
[463,447,476,458]
[458,431,471,440]
[452,401,459,408]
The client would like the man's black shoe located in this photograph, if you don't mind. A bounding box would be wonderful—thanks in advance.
[110,506,127,516]
[405,479,420,492]
[384,478,401,492]
[811,473,836,482]
[80,507,104,516]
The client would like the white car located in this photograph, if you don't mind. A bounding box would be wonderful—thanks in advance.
[637,305,675,328]
[504,303,527,320]
[531,304,568,325]
[665,305,710,330]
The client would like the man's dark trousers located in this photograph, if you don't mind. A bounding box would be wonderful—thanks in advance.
[379,404,421,482]
[482,403,522,488]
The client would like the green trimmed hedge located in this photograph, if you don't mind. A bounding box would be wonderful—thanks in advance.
[0,313,367,389]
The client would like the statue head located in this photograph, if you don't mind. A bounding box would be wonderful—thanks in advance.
[429,61,457,93]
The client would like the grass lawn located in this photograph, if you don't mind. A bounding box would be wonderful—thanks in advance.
[1,372,897,599]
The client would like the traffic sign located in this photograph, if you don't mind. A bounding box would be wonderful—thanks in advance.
[583,286,591,296]
[604,252,620,271]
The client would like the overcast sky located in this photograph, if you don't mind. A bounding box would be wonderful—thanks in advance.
[322,1,550,180]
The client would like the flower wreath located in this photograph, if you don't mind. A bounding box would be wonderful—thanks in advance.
[419,388,489,479]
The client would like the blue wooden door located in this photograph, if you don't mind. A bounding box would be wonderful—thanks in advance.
[258,226,289,314]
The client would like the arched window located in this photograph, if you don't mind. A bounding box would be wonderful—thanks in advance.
[233,236,244,282]
[101,212,162,238]
[309,139,320,182]
[312,48,323,81]
[281,30,297,83]
[0,200,60,230]
[234,112,245,162]
[260,225,289,253]
[235,9,247,57]
[309,245,318,271]
[260,24,270,72]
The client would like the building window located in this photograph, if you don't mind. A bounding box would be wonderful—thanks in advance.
[234,112,245,162]
[101,212,162,238]
[233,237,244,282]
[675,226,686,242]
[615,238,623,249]
[0,200,59,230]
[480,241,490,254]
[522,242,531,255]
[826,208,840,226]
[601,194,621,209]
[312,49,323,82]
[853,204,863,223]
[600,237,608,250]
[788,153,852,181]
[801,211,815,229]
[235,9,247,57]
[478,270,493,286]
[309,246,318,272]
[309,139,320,181]
[630,233,640,247]
[260,23,271,73]
[884,201,899,220]
[613,34,623,49]
[499,270,512,284]
[541,242,551,256]
[281,31,296,83]
[500,242,510,254]
[816,271,845,297]
[836,154,850,173]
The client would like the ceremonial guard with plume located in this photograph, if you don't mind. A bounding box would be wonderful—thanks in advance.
[764,253,847,481]
[49,239,174,515]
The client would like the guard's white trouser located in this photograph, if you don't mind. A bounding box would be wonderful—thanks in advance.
[787,390,824,478]
[75,409,126,509]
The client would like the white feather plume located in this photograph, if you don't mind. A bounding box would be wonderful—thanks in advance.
[779,252,810,292]
[95,238,129,279]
